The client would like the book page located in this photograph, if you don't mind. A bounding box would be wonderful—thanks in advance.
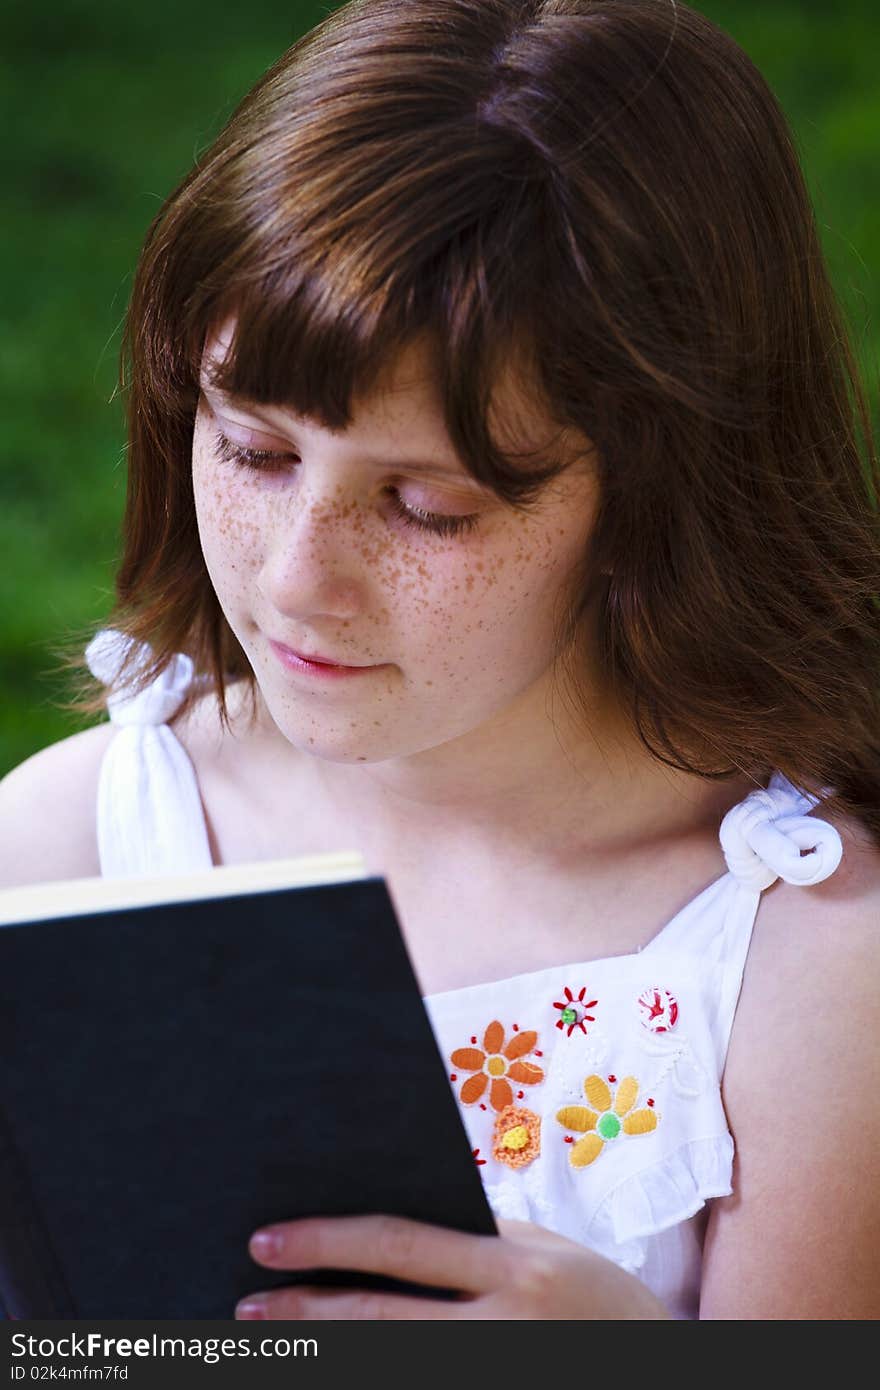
[0,850,369,926]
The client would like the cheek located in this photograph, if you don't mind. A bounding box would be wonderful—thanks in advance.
[503,515,579,608]
[398,519,577,667]
[193,458,265,593]
[466,518,585,669]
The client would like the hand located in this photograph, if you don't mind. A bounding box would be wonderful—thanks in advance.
[235,1214,669,1320]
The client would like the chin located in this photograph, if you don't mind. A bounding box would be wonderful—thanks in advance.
[263,711,395,765]
[274,711,454,767]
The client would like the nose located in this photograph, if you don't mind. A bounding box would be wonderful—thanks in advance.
[258,489,366,622]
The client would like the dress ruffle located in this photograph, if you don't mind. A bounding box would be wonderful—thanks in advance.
[603,1134,732,1243]
[485,1134,733,1276]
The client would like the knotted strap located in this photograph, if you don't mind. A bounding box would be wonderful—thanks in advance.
[85,628,213,877]
[719,772,843,891]
[86,627,196,726]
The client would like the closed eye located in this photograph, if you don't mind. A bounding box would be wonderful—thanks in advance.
[210,428,481,539]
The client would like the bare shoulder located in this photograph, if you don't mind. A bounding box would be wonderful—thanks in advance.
[0,723,119,888]
[0,681,260,891]
[700,807,880,1318]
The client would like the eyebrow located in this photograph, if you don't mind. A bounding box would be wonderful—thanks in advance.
[200,378,478,485]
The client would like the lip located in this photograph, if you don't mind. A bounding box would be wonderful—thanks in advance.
[268,638,384,679]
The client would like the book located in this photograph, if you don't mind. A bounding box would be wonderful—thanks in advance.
[0,853,496,1319]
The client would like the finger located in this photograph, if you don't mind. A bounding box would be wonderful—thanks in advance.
[237,1283,482,1321]
[494,1217,570,1246]
[248,1213,504,1293]
[494,1217,607,1260]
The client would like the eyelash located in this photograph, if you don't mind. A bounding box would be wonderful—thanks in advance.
[210,428,480,539]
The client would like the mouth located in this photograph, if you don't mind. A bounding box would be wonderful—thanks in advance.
[267,638,384,677]
[295,650,362,667]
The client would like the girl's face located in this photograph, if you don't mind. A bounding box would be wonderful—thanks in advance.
[192,323,602,768]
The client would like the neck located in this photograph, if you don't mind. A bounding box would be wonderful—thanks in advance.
[247,670,757,872]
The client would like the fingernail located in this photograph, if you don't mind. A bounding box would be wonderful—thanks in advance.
[236,1300,267,1319]
[250,1230,282,1258]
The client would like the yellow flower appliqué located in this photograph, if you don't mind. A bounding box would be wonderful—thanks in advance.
[556,1074,658,1168]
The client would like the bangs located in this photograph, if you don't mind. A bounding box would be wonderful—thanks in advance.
[171,66,581,508]
[189,240,576,510]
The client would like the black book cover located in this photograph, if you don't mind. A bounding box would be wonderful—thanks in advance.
[0,872,496,1318]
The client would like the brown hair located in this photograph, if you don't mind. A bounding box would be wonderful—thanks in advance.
[64,0,880,842]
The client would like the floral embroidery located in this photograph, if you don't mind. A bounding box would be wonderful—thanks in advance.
[639,1031,707,1099]
[472,1148,487,1167]
[552,985,598,1036]
[637,987,679,1033]
[491,1105,541,1169]
[450,1019,544,1111]
[635,984,706,1098]
[556,1073,658,1168]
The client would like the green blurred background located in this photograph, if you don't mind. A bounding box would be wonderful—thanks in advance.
[2,0,878,777]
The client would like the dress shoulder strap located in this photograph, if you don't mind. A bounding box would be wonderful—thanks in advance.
[708,772,843,1072]
[85,629,214,878]
[644,772,845,1077]
[718,770,843,890]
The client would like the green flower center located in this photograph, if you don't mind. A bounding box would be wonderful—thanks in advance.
[597,1112,621,1140]
[560,1006,578,1025]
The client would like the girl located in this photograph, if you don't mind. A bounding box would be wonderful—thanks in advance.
[2,0,878,1320]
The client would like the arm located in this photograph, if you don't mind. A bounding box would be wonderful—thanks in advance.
[699,826,880,1319]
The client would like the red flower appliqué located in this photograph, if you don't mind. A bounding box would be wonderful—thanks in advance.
[552,985,598,1036]
[637,987,679,1034]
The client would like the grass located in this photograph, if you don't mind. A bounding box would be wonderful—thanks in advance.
[2,0,877,775]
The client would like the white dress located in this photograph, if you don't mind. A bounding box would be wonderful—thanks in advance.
[85,629,845,1319]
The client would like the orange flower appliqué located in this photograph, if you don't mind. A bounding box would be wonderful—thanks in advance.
[450,1020,544,1112]
[492,1105,541,1169]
